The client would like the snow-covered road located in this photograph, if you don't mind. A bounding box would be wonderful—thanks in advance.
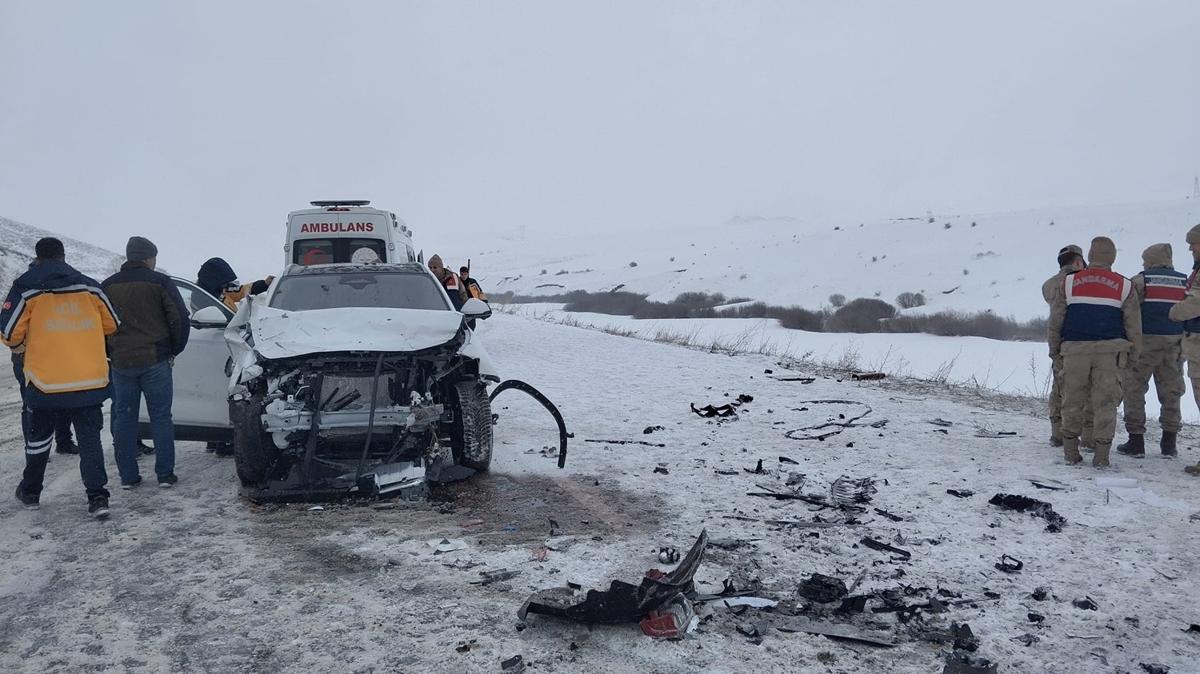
[1,313,1198,673]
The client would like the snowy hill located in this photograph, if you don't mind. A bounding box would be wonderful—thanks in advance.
[0,216,125,292]
[463,198,1200,320]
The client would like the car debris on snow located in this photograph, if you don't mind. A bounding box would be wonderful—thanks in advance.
[851,372,886,381]
[585,438,666,448]
[798,573,849,604]
[860,537,912,561]
[988,493,1067,532]
[942,651,998,674]
[973,429,1017,438]
[428,538,468,554]
[830,476,878,505]
[784,400,885,441]
[946,489,974,498]
[518,530,708,626]
[776,617,896,648]
[500,654,525,672]
[639,594,699,639]
[994,554,1023,573]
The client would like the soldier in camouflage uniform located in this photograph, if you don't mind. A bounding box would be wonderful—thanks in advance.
[1042,245,1092,448]
[1167,224,1200,476]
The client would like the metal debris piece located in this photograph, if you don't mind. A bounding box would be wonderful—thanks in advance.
[653,466,670,475]
[658,547,680,564]
[519,530,708,624]
[994,555,1024,573]
[737,394,754,404]
[585,438,666,448]
[744,459,765,475]
[691,403,739,418]
[831,476,878,505]
[473,569,521,586]
[988,493,1067,532]
[974,429,1017,438]
[1073,597,1099,611]
[428,538,468,554]
[784,400,877,441]
[777,617,896,647]
[718,597,777,609]
[1031,586,1049,601]
[1139,664,1170,674]
[798,574,849,604]
[1183,623,1200,634]
[779,455,800,465]
[943,652,998,674]
[860,537,912,561]
[946,489,974,498]
[1028,612,1045,624]
[500,655,525,672]
[1026,477,1069,491]
[928,418,954,427]
[643,425,665,435]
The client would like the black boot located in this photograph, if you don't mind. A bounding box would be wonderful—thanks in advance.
[1116,434,1145,458]
[1161,432,1178,457]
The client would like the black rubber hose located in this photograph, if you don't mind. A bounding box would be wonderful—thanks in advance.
[354,352,387,484]
[489,379,569,468]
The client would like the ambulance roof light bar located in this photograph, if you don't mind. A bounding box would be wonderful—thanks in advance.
[311,200,371,208]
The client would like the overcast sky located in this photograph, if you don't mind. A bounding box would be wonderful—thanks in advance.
[2,1,1198,279]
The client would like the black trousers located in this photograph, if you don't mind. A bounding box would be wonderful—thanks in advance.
[20,404,109,498]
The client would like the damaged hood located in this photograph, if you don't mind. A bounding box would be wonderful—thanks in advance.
[247,305,464,359]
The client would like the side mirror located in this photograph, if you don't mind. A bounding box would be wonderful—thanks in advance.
[461,298,492,321]
[191,305,229,328]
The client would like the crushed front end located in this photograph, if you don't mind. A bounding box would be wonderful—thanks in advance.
[229,332,494,502]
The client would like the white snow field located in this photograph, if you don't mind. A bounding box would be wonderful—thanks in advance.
[1,313,1197,673]
[459,197,1200,321]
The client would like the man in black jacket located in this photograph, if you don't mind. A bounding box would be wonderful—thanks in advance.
[102,237,190,489]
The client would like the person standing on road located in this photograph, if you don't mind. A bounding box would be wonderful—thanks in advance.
[1117,244,1186,459]
[1047,236,1142,467]
[1042,245,1087,448]
[196,257,273,313]
[2,238,119,518]
[102,237,190,489]
[427,255,466,310]
[1168,224,1200,477]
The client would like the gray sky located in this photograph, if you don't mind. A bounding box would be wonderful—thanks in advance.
[2,0,1198,279]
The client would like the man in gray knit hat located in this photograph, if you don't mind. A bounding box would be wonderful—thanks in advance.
[1168,224,1200,476]
[102,237,190,488]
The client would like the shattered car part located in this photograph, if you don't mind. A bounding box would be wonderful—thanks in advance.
[851,372,886,381]
[777,617,896,648]
[691,403,739,419]
[639,594,698,639]
[946,489,974,498]
[952,623,979,652]
[784,400,879,441]
[798,574,849,604]
[831,476,878,505]
[489,379,569,469]
[943,652,998,674]
[994,555,1024,573]
[519,530,708,624]
[658,547,680,564]
[988,493,1067,532]
[1073,597,1098,611]
[860,537,912,561]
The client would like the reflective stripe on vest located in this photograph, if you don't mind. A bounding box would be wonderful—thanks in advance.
[1061,269,1130,342]
[1141,268,1186,335]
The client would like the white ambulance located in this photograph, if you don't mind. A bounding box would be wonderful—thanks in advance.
[283,200,418,266]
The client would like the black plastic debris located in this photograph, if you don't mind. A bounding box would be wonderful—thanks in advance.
[1012,633,1039,646]
[585,438,666,448]
[988,493,1067,532]
[928,418,954,427]
[474,569,521,586]
[744,459,765,475]
[952,623,979,652]
[860,537,912,561]
[943,652,998,674]
[874,508,904,522]
[798,574,849,604]
[1140,664,1170,674]
[852,372,886,381]
[1031,587,1049,601]
[1184,624,1200,634]
[1027,612,1045,624]
[653,466,670,475]
[837,595,869,613]
[643,425,665,435]
[994,555,1024,573]
[737,394,754,404]
[519,530,708,624]
[1073,597,1098,611]
[500,655,525,672]
[691,403,738,419]
[779,456,799,465]
[946,489,974,498]
[658,547,680,564]
[777,617,896,647]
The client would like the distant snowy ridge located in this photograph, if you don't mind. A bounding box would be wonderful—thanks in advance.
[0,215,125,292]
[466,198,1200,320]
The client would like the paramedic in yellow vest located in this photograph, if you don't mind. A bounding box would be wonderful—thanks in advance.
[2,238,119,519]
[196,257,273,312]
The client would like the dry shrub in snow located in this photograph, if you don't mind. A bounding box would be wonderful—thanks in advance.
[896,292,927,309]
[828,293,846,308]
[826,298,897,333]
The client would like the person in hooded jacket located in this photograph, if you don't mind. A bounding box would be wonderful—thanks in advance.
[1167,224,1200,476]
[1047,236,1142,467]
[196,257,273,313]
[1,238,119,518]
[1116,243,1186,458]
